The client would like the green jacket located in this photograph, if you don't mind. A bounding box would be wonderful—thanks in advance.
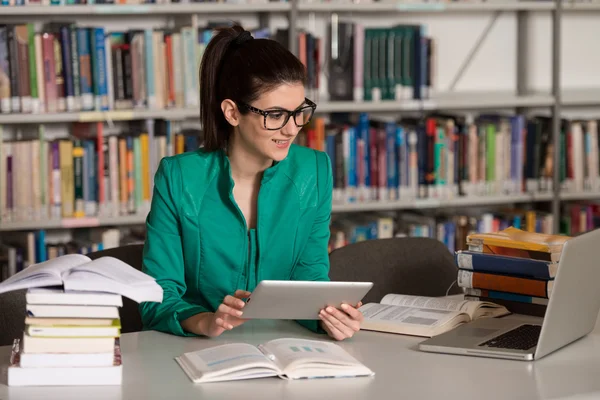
[139,144,332,336]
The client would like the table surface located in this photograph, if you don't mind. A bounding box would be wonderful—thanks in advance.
[1,313,600,400]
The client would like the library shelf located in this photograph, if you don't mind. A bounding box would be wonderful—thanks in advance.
[330,193,554,213]
[0,92,556,125]
[0,214,148,232]
[0,194,561,231]
[560,192,600,201]
[297,1,556,13]
[561,89,600,107]
[0,2,291,16]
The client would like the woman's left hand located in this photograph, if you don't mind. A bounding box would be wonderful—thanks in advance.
[319,302,364,341]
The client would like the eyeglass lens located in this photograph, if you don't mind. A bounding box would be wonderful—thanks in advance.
[265,106,314,130]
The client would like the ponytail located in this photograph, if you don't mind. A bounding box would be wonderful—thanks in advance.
[199,24,244,152]
[199,24,306,152]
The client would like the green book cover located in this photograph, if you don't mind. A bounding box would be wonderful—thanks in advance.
[69,24,81,110]
[27,24,38,103]
[371,29,382,101]
[434,126,446,186]
[384,28,395,101]
[560,127,566,184]
[134,136,143,212]
[402,26,414,96]
[391,26,403,101]
[486,123,496,184]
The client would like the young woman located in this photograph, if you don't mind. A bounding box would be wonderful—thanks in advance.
[139,25,364,341]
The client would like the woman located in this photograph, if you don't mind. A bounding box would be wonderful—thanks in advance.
[139,25,364,340]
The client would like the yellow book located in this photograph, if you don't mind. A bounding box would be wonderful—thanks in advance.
[25,318,121,338]
[140,133,150,202]
[466,227,570,254]
[59,140,74,218]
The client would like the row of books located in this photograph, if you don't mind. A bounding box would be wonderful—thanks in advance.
[0,20,434,116]
[0,120,199,223]
[326,21,433,102]
[3,114,600,224]
[0,21,270,115]
[306,114,600,203]
[328,208,558,254]
[457,227,568,317]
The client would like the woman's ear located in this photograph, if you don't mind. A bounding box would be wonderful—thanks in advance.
[221,99,239,127]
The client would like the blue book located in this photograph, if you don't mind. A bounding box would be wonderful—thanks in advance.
[358,113,370,198]
[90,27,108,111]
[465,288,549,306]
[77,28,93,111]
[347,126,357,202]
[385,122,397,197]
[455,250,557,280]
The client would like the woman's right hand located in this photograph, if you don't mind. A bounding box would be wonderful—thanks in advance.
[203,290,251,337]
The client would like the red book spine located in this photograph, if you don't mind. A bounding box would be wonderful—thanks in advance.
[42,33,57,113]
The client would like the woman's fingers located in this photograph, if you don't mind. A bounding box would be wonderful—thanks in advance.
[217,302,243,318]
[319,316,346,341]
[234,290,252,299]
[320,308,356,338]
[341,303,364,322]
[223,295,246,310]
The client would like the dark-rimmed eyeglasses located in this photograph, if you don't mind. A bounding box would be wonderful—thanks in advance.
[237,98,317,131]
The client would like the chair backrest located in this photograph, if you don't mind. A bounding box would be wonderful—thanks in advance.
[328,237,461,305]
[0,289,26,346]
[87,244,145,334]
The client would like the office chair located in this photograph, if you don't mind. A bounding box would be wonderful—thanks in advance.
[87,244,145,334]
[328,237,461,305]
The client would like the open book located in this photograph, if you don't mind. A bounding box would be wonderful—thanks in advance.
[0,253,162,304]
[175,338,374,383]
[359,294,510,337]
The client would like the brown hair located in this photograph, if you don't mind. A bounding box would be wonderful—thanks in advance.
[199,24,307,151]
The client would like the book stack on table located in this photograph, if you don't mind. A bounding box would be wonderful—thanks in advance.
[455,227,571,317]
[0,253,163,387]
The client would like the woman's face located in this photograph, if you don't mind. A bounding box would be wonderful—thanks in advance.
[234,82,307,163]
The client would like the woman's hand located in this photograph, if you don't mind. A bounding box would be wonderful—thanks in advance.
[204,290,251,337]
[181,290,251,337]
[318,302,364,341]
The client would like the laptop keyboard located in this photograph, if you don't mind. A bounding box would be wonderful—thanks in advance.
[479,324,542,350]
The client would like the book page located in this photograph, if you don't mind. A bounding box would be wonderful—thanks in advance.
[261,338,363,372]
[380,294,474,317]
[177,343,277,383]
[0,254,91,294]
[67,256,155,285]
[360,303,467,336]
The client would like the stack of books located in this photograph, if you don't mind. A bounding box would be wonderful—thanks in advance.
[0,253,163,387]
[454,227,571,317]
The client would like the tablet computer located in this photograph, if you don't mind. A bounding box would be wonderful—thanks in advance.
[241,280,374,320]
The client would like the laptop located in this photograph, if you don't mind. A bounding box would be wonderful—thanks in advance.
[419,227,600,361]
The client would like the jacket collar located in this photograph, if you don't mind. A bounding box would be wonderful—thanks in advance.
[218,148,288,192]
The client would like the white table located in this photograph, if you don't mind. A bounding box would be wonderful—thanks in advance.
[1,315,600,400]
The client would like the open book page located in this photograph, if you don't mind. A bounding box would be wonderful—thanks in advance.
[380,294,509,320]
[259,338,373,380]
[359,303,470,337]
[62,256,163,303]
[175,343,278,383]
[0,254,91,294]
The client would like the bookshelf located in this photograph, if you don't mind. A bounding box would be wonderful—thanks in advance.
[1,0,600,253]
